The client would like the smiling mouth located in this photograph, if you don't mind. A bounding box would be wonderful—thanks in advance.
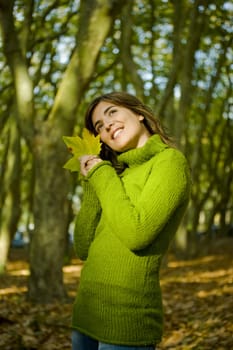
[112,128,123,139]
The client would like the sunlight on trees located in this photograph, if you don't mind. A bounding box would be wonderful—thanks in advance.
[0,0,232,301]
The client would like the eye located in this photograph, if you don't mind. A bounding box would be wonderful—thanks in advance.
[95,122,104,134]
[109,108,117,116]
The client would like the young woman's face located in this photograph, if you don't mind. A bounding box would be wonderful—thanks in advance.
[91,101,151,152]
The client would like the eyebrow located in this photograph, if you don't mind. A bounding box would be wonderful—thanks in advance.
[104,105,114,115]
[93,105,115,129]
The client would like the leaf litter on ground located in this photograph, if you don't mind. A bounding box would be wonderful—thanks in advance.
[0,237,232,350]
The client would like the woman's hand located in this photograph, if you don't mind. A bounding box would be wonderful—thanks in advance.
[79,155,102,177]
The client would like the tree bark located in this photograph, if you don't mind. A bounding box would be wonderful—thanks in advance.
[0,0,34,146]
[0,0,130,301]
[28,0,130,302]
[176,0,207,147]
[0,118,21,272]
[120,1,145,99]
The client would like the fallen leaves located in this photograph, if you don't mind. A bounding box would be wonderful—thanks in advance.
[158,241,233,350]
[0,297,72,350]
[0,239,233,349]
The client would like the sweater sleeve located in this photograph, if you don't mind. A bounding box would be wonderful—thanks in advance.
[73,180,101,260]
[87,148,191,251]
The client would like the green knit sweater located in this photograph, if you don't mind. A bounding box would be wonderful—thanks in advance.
[72,134,191,346]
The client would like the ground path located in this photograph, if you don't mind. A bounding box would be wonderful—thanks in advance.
[0,238,232,350]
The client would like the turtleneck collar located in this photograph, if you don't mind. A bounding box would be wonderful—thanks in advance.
[117,134,169,167]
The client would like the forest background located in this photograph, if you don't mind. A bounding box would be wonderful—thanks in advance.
[0,0,232,306]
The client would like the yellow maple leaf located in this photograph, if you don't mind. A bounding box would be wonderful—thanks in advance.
[63,128,101,172]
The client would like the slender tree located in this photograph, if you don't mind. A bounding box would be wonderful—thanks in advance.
[0,0,130,301]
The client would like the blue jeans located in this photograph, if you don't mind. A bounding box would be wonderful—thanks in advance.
[71,330,155,350]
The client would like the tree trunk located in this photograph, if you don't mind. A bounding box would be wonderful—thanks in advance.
[120,1,145,98]
[0,0,34,273]
[0,118,21,272]
[28,0,130,302]
[0,0,130,301]
[175,0,206,147]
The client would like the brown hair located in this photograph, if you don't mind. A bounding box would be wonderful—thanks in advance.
[85,91,174,172]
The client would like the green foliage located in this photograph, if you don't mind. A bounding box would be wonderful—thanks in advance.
[63,129,101,172]
[0,0,232,255]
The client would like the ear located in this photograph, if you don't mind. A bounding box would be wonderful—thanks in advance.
[138,115,144,121]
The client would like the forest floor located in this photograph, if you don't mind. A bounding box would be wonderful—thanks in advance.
[0,237,232,350]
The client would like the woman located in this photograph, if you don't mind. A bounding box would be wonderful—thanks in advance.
[71,92,191,350]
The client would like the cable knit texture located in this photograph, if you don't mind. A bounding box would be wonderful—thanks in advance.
[72,134,191,346]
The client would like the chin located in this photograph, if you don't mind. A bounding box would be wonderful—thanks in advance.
[110,141,130,153]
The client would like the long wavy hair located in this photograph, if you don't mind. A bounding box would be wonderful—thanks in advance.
[85,91,174,172]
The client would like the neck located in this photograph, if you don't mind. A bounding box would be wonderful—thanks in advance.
[136,130,151,149]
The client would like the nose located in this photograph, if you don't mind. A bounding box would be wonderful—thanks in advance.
[105,119,114,131]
